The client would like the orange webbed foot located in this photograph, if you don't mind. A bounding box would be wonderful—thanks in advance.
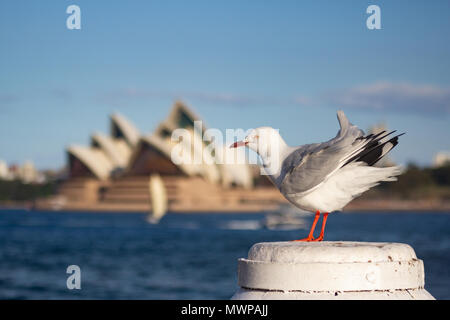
[292,236,323,242]
[291,236,315,242]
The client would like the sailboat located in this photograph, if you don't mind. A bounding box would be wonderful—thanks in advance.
[147,174,168,224]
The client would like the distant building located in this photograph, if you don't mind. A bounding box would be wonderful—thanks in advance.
[0,159,43,183]
[137,101,222,183]
[41,101,283,212]
[67,112,140,180]
[432,152,450,168]
[19,161,39,183]
[8,164,19,180]
[0,160,10,180]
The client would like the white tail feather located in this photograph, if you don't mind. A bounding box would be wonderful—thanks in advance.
[290,162,404,213]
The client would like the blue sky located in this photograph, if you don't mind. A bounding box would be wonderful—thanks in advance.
[1,0,449,169]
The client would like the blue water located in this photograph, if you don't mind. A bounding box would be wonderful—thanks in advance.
[0,210,449,299]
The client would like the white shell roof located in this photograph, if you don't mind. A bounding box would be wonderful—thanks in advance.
[91,133,131,168]
[67,145,114,180]
[135,135,197,177]
[110,113,140,147]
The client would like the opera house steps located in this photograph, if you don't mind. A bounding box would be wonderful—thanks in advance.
[101,175,286,212]
[38,175,286,213]
[56,178,101,203]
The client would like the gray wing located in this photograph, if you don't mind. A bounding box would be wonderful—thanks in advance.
[279,110,365,195]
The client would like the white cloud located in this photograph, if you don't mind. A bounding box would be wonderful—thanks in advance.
[94,82,450,115]
[323,82,450,114]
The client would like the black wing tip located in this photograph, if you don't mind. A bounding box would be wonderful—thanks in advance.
[345,131,405,167]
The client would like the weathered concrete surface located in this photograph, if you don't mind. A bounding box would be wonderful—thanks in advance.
[232,241,435,300]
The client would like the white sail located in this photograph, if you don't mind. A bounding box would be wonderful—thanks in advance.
[147,174,168,224]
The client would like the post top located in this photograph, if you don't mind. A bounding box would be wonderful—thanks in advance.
[248,241,417,264]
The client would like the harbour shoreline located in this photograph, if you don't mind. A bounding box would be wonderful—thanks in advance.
[1,199,450,214]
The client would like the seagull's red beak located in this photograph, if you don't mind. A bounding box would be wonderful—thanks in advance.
[229,141,248,148]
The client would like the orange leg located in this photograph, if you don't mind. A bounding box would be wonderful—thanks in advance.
[292,210,320,242]
[313,212,329,241]
[292,211,329,242]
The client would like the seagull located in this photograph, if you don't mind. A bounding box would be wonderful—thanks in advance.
[230,110,404,241]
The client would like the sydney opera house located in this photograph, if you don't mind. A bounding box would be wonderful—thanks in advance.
[38,101,286,212]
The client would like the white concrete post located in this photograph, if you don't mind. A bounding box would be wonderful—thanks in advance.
[232,241,435,300]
